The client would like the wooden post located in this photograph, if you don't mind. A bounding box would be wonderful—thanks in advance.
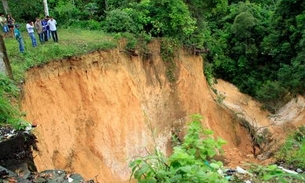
[0,34,13,79]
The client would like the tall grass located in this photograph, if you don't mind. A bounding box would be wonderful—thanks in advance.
[0,73,28,129]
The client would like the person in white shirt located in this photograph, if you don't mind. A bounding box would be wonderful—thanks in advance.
[26,21,37,47]
[47,16,58,42]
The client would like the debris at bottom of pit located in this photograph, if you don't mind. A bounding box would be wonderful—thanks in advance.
[0,125,96,183]
[0,166,95,183]
[0,125,38,173]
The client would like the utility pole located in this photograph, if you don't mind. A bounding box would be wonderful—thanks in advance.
[43,0,49,16]
[0,34,12,79]
[1,0,10,14]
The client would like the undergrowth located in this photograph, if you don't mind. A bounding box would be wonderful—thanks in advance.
[275,125,305,170]
[0,73,29,130]
[244,164,305,182]
[129,115,305,183]
[129,114,228,183]
[160,38,179,83]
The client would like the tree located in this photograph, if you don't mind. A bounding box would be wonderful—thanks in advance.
[148,0,196,38]
[84,2,98,19]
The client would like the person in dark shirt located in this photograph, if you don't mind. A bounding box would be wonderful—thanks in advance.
[6,14,15,38]
[41,17,48,42]
[46,16,51,39]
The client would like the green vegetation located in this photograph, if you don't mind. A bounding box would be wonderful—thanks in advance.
[160,38,180,83]
[6,28,117,81]
[0,0,304,179]
[4,1,304,113]
[276,126,305,169]
[129,115,228,183]
[0,73,28,130]
[202,0,305,113]
[245,164,305,182]
[129,115,305,182]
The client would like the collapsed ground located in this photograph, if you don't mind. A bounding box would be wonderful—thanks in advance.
[14,45,305,182]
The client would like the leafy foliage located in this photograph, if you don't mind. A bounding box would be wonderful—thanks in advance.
[0,74,28,130]
[51,0,82,23]
[160,38,180,82]
[246,164,305,182]
[276,126,305,169]
[256,80,289,113]
[103,9,136,33]
[129,114,227,183]
[6,1,303,109]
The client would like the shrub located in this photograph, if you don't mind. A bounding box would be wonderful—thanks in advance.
[103,9,137,33]
[256,80,289,113]
[67,19,102,30]
[246,164,305,182]
[129,114,227,183]
[276,126,305,170]
[160,38,180,82]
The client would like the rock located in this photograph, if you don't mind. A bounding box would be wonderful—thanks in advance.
[68,174,85,182]
[246,154,254,158]
[16,176,32,183]
[296,168,303,173]
[33,177,47,183]
[0,126,94,183]
[0,166,17,178]
[236,166,248,174]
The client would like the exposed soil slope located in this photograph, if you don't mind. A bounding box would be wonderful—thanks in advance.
[20,41,305,182]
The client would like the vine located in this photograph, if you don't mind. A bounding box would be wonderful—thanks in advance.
[160,38,179,83]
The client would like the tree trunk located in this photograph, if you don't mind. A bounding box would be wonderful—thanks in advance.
[2,0,9,14]
[0,34,13,79]
[105,0,108,11]
[43,0,49,16]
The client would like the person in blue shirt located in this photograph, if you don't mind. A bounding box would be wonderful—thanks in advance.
[41,17,48,42]
[14,24,24,53]
[46,16,51,39]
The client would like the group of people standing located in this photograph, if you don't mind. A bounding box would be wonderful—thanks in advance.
[33,16,58,45]
[0,13,15,38]
[1,13,59,53]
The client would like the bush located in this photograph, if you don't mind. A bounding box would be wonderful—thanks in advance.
[276,126,305,170]
[246,164,305,182]
[51,1,82,24]
[103,9,137,33]
[129,114,227,183]
[67,19,102,30]
[256,80,289,113]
